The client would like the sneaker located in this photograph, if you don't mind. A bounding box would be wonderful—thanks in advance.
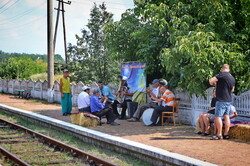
[127,118,137,122]
[110,122,120,126]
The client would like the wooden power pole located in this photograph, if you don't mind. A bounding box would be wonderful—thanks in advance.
[47,0,54,90]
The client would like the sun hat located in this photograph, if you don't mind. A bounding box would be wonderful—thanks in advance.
[159,79,168,86]
[63,69,69,72]
[82,86,90,91]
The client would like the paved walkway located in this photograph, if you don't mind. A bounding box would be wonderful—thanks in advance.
[0,93,249,166]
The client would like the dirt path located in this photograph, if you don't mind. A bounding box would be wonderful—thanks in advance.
[0,93,249,166]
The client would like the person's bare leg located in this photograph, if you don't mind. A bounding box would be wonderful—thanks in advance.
[199,115,205,133]
[215,116,222,136]
[203,114,210,133]
[223,115,230,136]
[213,120,217,135]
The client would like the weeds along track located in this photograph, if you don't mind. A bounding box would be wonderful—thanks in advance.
[0,118,115,166]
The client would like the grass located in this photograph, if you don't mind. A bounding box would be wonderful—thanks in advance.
[0,111,151,166]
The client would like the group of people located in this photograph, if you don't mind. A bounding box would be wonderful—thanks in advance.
[59,68,177,127]
[60,63,238,139]
[59,72,133,126]
[197,64,237,140]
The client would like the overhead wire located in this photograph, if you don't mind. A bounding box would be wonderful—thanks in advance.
[0,2,46,25]
[0,0,21,14]
[0,0,12,10]
[0,15,46,31]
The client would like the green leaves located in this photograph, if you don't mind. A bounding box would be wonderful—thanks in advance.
[0,57,47,80]
[67,3,119,84]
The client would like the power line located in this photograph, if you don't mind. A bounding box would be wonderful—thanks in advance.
[0,15,46,31]
[0,0,21,15]
[0,0,12,10]
[0,2,46,25]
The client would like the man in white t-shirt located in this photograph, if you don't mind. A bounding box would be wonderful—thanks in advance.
[127,79,160,122]
[77,86,91,112]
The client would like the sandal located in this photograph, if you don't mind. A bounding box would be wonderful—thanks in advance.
[223,135,230,139]
[201,132,210,136]
[211,135,223,140]
[197,131,202,135]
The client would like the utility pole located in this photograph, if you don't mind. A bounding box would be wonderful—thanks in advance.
[54,0,71,65]
[47,0,54,91]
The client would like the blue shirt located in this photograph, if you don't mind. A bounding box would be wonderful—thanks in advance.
[90,95,105,112]
[99,85,115,100]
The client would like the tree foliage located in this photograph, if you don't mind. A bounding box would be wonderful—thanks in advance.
[67,3,120,84]
[0,57,47,79]
[0,50,64,63]
[105,0,250,95]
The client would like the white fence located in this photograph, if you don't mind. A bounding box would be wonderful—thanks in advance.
[0,79,249,125]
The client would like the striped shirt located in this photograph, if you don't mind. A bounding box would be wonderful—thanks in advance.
[161,89,175,107]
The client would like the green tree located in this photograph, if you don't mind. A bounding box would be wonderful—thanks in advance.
[105,0,250,95]
[68,3,120,84]
[0,57,47,79]
[0,50,64,63]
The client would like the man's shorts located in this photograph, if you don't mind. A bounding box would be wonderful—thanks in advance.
[215,101,231,117]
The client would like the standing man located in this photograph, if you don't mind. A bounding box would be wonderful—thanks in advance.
[77,86,91,113]
[150,82,175,126]
[209,64,235,140]
[90,88,120,126]
[59,69,72,116]
[127,79,160,122]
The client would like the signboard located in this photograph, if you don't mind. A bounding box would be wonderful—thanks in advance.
[121,62,146,92]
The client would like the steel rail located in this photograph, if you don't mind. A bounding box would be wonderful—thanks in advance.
[0,118,116,166]
[0,146,30,166]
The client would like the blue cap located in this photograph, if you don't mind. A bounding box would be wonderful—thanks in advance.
[152,79,159,84]
[92,88,100,94]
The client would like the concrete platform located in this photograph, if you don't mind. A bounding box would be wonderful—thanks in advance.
[0,104,216,166]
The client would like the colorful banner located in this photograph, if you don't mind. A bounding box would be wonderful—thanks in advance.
[121,62,146,92]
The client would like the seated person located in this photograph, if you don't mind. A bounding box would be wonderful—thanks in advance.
[77,86,91,113]
[112,76,134,120]
[149,81,176,126]
[127,79,160,122]
[97,80,115,109]
[90,88,120,126]
[198,94,238,136]
[198,89,217,136]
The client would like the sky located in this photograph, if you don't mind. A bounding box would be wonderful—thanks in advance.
[0,0,134,59]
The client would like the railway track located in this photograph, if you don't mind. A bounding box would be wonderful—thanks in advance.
[0,118,116,166]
